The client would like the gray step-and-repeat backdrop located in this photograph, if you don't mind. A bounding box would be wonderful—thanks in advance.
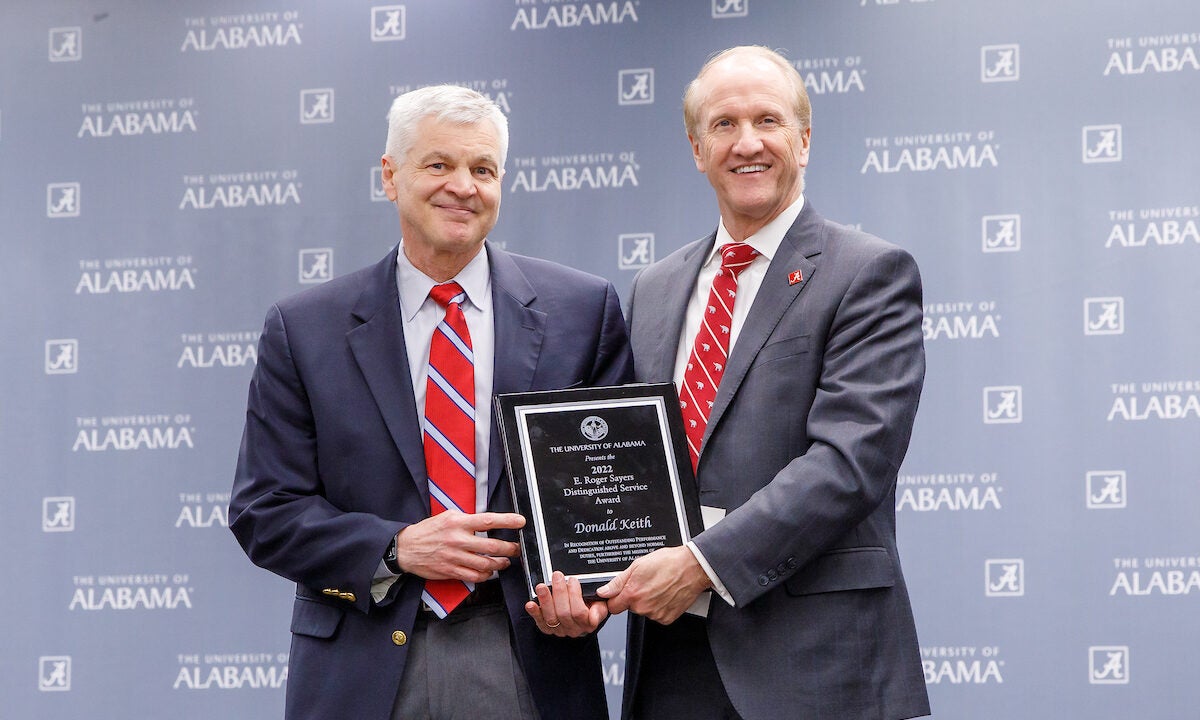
[3,1,1197,718]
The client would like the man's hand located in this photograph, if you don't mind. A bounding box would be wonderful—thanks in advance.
[596,546,712,624]
[393,511,524,583]
[525,571,609,638]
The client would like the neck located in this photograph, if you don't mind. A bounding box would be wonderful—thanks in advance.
[722,219,766,243]
[403,243,483,283]
[719,188,802,242]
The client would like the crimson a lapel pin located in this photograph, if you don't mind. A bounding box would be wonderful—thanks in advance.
[789,269,804,285]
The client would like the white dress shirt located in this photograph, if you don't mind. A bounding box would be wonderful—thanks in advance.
[372,242,496,600]
[395,243,495,512]
[674,195,805,607]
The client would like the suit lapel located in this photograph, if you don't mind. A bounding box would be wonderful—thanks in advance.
[639,235,714,383]
[486,244,546,505]
[346,247,429,498]
[701,205,824,454]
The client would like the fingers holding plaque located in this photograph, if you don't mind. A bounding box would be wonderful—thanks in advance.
[494,383,703,600]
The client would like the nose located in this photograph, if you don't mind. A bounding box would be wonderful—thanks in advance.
[731,122,763,156]
[443,166,478,197]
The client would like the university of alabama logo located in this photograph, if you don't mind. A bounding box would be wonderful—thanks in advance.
[985,558,1024,597]
[618,68,654,105]
[712,0,748,19]
[46,339,79,375]
[299,248,333,284]
[981,44,1019,82]
[49,27,82,62]
[1082,124,1122,163]
[1084,297,1124,335]
[1086,471,1126,509]
[43,497,76,532]
[300,88,335,124]
[371,5,405,41]
[983,386,1022,424]
[39,656,72,691]
[982,214,1021,253]
[1089,646,1129,684]
[618,233,654,270]
[47,182,81,218]
[580,416,609,441]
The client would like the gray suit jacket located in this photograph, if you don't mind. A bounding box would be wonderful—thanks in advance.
[624,203,931,720]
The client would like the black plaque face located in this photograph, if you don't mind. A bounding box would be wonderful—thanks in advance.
[494,383,701,599]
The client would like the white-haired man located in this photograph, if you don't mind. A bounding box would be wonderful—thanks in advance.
[232,85,630,719]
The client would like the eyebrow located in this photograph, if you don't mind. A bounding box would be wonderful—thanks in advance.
[416,151,499,168]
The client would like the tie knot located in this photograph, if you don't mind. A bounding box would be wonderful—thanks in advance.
[429,282,465,309]
[718,243,758,275]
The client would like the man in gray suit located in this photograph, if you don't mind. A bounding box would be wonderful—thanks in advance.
[598,46,932,720]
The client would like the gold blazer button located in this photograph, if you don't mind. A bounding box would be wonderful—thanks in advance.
[392,630,408,646]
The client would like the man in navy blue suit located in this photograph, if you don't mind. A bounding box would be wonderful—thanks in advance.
[231,85,630,719]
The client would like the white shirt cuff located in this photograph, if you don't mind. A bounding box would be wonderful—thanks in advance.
[371,559,401,603]
[687,541,734,606]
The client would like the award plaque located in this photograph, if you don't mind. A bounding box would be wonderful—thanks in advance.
[494,383,702,599]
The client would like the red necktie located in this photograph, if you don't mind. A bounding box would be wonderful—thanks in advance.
[679,243,759,472]
[421,282,476,617]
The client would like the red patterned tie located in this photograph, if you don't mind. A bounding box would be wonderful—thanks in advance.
[422,282,476,617]
[680,243,759,472]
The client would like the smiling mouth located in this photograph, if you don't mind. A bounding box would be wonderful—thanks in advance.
[733,164,769,174]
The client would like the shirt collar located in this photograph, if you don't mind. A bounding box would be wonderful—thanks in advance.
[396,242,491,321]
[705,194,805,268]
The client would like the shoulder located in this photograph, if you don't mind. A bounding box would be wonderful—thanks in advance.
[637,234,711,283]
[817,217,917,272]
[267,252,391,331]
[501,250,614,296]
[661,233,712,264]
[279,263,374,308]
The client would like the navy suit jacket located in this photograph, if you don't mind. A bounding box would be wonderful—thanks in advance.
[230,243,633,720]
[623,203,931,720]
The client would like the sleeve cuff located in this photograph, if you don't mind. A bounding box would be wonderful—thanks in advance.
[371,559,402,603]
[686,541,734,606]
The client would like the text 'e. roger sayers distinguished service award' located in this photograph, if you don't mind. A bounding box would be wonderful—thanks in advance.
[494,383,703,599]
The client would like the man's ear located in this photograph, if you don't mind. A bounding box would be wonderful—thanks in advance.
[796,126,812,168]
[380,155,399,202]
[689,134,705,173]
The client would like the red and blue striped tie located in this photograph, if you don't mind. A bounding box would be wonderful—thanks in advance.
[422,282,476,617]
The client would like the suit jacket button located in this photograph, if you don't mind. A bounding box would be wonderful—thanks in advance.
[786,556,799,569]
[758,575,769,586]
[767,569,779,581]
[392,631,407,646]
